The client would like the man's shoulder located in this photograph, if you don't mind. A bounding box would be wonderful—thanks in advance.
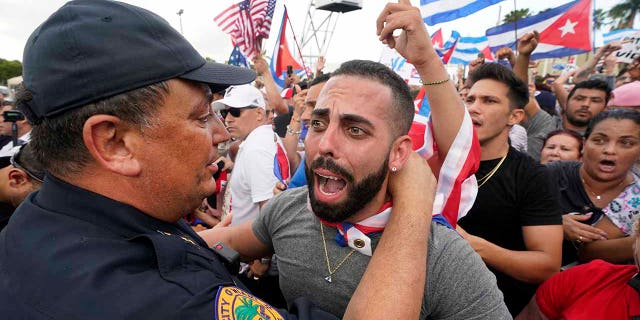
[245,125,277,144]
[265,186,309,214]
[506,147,546,172]
[0,200,235,319]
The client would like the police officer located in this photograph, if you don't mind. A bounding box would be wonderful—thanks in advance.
[0,1,435,319]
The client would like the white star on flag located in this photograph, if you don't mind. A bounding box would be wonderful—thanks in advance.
[558,19,578,38]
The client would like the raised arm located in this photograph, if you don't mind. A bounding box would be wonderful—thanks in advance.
[376,0,463,160]
[253,54,289,115]
[281,89,307,172]
[514,32,542,120]
[573,42,622,83]
[550,70,575,111]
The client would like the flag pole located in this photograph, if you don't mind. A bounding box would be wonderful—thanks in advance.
[284,4,311,79]
[592,0,596,53]
[513,0,518,50]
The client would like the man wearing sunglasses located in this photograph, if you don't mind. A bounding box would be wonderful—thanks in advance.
[213,83,287,305]
[213,83,282,227]
[0,143,44,231]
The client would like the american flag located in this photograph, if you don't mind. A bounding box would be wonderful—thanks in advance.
[228,44,249,68]
[214,0,277,59]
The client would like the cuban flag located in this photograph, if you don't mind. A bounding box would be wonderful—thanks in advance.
[603,28,640,44]
[269,7,305,89]
[449,35,495,65]
[431,28,444,49]
[409,107,480,227]
[413,87,430,118]
[434,30,461,64]
[273,137,290,185]
[421,0,504,26]
[486,0,593,60]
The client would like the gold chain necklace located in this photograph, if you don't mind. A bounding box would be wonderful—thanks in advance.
[581,174,628,201]
[477,154,507,188]
[320,223,356,283]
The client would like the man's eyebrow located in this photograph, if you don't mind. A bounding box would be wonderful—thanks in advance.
[311,108,329,117]
[340,114,373,128]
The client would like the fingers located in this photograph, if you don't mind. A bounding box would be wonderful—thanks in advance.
[273,182,287,195]
[376,3,415,44]
[218,214,232,228]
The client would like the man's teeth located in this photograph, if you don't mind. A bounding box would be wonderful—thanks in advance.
[317,173,339,180]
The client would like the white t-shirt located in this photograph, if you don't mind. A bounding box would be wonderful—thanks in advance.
[225,125,280,226]
[0,131,31,157]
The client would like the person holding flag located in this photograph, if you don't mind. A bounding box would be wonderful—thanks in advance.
[200,1,509,319]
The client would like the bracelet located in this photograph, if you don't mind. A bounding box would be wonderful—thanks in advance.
[287,125,301,135]
[421,77,450,86]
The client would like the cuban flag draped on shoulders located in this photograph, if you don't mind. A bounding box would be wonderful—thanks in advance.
[421,0,504,25]
[486,0,593,60]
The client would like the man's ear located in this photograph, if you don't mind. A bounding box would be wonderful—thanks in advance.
[82,115,141,176]
[508,108,525,126]
[388,135,413,172]
[7,168,29,188]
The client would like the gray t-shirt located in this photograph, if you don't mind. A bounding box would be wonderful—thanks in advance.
[523,110,563,162]
[253,186,511,319]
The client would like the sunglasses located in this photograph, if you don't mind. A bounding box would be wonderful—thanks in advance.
[220,107,257,119]
[10,145,44,183]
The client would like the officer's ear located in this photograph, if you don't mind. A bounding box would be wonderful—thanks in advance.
[82,114,141,176]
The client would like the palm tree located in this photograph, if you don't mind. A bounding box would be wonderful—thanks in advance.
[594,8,609,30]
[503,8,531,24]
[608,0,640,29]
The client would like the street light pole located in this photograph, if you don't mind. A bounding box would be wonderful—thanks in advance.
[177,9,184,35]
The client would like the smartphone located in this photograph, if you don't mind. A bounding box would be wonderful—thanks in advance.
[212,160,225,180]
[286,65,293,76]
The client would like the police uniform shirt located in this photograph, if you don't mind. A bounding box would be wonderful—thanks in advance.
[0,174,336,320]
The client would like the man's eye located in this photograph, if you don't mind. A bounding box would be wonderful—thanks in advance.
[198,113,213,123]
[310,119,325,129]
[348,127,364,136]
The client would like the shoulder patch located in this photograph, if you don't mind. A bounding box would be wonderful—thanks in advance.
[215,286,285,320]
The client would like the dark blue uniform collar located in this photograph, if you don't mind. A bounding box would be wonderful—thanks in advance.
[34,174,208,247]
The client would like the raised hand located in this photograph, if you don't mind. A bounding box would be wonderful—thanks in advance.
[517,31,540,56]
[252,54,269,76]
[376,0,434,68]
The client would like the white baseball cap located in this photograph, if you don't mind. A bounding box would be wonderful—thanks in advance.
[212,84,265,110]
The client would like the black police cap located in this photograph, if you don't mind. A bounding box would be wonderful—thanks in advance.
[22,0,255,122]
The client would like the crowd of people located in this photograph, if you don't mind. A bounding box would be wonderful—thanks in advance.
[0,0,638,319]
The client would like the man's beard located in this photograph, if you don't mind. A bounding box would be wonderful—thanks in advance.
[306,156,388,223]
[565,109,591,128]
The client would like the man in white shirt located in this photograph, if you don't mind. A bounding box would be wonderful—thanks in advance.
[0,104,31,157]
[213,84,287,306]
[214,84,282,226]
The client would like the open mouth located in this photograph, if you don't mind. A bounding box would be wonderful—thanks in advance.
[316,172,346,195]
[598,159,616,172]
